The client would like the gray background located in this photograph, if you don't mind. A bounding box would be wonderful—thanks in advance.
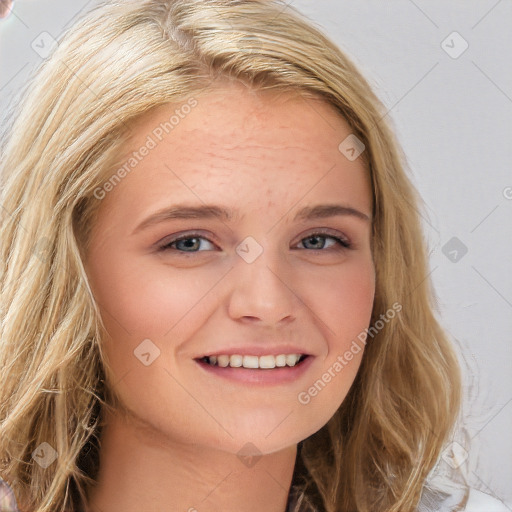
[1,0,511,506]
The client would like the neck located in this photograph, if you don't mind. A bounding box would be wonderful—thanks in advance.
[85,409,297,512]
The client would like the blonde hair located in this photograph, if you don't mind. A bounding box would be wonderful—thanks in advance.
[0,1,462,510]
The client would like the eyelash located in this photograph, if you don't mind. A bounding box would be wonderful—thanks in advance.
[157,230,352,253]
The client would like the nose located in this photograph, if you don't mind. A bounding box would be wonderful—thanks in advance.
[227,246,298,326]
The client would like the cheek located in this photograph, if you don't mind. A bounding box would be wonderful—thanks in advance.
[299,257,375,344]
[335,263,375,335]
[293,260,374,431]
[85,253,214,418]
[87,250,215,338]
[84,249,218,393]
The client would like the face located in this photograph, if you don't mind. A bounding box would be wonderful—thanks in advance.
[84,81,375,456]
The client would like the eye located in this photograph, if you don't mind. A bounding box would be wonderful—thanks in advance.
[157,229,351,254]
[158,233,216,253]
[296,230,351,251]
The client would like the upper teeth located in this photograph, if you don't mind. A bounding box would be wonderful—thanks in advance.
[206,354,304,369]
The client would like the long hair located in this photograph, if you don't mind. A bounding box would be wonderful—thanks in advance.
[0,1,462,510]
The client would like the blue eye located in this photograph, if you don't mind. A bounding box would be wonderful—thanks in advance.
[299,233,351,250]
[158,231,351,253]
[159,235,216,253]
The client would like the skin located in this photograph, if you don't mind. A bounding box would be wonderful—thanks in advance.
[0,1,13,19]
[84,80,375,512]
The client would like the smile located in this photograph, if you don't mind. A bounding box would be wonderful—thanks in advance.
[194,352,314,385]
[200,353,308,369]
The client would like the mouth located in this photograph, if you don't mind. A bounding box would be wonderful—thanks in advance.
[197,353,309,369]
[194,352,314,385]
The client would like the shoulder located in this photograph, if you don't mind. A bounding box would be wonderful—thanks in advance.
[464,488,510,512]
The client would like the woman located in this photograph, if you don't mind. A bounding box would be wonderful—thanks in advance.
[0,1,507,511]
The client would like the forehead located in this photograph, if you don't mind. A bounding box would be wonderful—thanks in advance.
[96,82,371,222]
[128,85,344,150]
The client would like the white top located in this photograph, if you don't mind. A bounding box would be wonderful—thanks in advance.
[465,489,510,511]
[417,485,510,512]
[286,482,511,511]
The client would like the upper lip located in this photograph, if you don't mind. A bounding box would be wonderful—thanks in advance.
[195,345,312,358]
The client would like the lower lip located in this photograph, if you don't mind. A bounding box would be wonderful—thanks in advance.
[195,356,314,385]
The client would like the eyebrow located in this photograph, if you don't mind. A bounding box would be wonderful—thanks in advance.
[132,202,371,234]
